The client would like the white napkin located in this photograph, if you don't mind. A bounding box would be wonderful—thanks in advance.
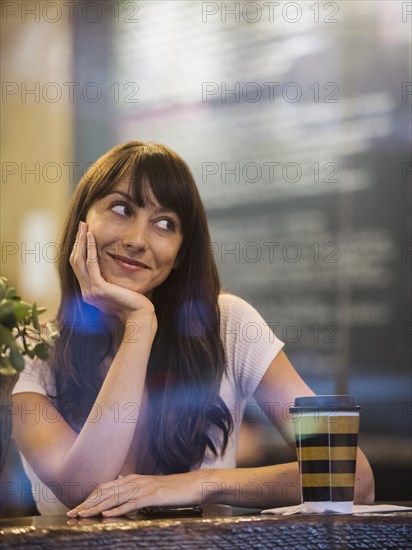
[262,503,412,515]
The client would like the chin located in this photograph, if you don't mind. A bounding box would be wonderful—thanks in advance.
[102,272,148,295]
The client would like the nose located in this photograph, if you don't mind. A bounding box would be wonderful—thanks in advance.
[121,217,148,253]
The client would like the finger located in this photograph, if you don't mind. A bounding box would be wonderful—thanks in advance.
[71,221,87,260]
[70,222,90,284]
[100,484,163,518]
[67,485,115,516]
[68,496,112,517]
[69,480,139,516]
[85,231,100,273]
[101,499,142,517]
[74,507,102,518]
[84,231,114,314]
[75,492,139,518]
[69,222,81,266]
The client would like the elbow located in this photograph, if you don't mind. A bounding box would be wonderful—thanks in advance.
[59,488,89,510]
[42,472,101,509]
[44,480,88,510]
[355,475,375,505]
[354,450,375,505]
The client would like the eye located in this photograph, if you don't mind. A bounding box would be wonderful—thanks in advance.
[111,202,132,217]
[154,217,177,231]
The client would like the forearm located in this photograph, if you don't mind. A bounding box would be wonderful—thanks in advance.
[52,316,155,506]
[189,448,374,509]
[67,463,301,517]
[67,453,375,517]
[191,463,301,509]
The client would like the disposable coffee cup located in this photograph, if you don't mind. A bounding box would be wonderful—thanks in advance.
[289,395,361,513]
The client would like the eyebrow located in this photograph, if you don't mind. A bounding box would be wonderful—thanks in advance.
[109,191,178,215]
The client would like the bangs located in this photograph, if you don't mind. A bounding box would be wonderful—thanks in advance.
[127,145,195,227]
[84,142,198,240]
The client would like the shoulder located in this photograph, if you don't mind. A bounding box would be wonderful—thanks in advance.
[218,292,271,332]
[218,291,282,342]
[217,292,284,398]
[12,356,55,398]
[218,292,260,319]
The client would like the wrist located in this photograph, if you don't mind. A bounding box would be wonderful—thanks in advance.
[170,469,217,505]
[186,468,226,504]
[123,309,157,337]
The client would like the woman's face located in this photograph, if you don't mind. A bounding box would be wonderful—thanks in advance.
[85,179,183,296]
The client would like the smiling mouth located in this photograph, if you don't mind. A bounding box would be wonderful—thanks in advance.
[108,253,150,270]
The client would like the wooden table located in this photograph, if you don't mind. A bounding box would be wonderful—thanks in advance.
[1,504,411,549]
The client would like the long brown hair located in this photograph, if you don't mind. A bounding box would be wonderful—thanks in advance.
[51,141,233,473]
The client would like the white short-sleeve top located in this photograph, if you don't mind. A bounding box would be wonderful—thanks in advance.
[12,293,284,514]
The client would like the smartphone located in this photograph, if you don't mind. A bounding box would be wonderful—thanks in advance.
[139,505,203,518]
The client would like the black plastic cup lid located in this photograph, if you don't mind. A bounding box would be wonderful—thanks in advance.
[289,395,361,413]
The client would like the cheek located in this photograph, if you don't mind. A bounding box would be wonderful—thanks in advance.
[85,209,100,228]
[85,213,113,243]
[157,241,182,268]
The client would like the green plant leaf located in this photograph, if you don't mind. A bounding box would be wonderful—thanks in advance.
[32,302,39,331]
[0,354,16,376]
[11,300,31,323]
[0,278,7,300]
[0,325,15,349]
[33,342,49,361]
[0,300,17,329]
[0,277,54,373]
[9,346,25,371]
[6,287,20,300]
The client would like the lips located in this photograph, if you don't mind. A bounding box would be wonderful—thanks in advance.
[108,253,150,271]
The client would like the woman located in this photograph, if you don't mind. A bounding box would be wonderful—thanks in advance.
[12,141,374,517]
